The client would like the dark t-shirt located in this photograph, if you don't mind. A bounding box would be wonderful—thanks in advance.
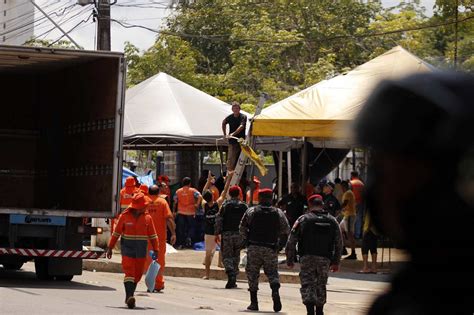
[281,193,307,227]
[323,193,341,217]
[204,202,219,235]
[224,113,247,144]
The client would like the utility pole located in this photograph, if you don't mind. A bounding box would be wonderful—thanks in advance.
[96,0,111,51]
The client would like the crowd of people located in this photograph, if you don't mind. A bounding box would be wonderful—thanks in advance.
[109,166,373,314]
[107,72,474,314]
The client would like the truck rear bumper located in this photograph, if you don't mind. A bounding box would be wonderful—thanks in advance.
[0,247,105,259]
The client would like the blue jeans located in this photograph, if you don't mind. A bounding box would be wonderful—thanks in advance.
[176,214,195,247]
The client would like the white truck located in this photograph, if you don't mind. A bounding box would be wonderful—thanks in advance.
[0,45,125,280]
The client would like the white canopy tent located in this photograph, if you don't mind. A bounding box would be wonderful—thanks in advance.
[123,72,250,150]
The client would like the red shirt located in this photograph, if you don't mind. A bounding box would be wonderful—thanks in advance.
[350,178,365,205]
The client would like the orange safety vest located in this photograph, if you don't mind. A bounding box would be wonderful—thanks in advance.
[120,187,137,210]
[108,208,159,258]
[176,187,199,215]
[246,189,259,204]
[147,195,172,240]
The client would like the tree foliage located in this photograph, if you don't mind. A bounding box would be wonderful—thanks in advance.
[125,0,474,111]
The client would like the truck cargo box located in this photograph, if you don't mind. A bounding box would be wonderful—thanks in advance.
[0,46,125,218]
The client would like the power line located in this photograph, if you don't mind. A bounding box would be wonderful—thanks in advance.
[112,13,474,44]
[26,4,93,42]
[0,1,71,37]
[4,2,78,41]
[48,12,94,47]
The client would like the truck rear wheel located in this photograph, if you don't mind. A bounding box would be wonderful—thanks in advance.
[2,262,24,270]
[35,258,53,280]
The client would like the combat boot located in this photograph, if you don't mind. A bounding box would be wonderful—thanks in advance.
[315,305,324,315]
[247,291,259,311]
[225,275,237,289]
[124,282,136,309]
[271,284,282,312]
[305,303,315,315]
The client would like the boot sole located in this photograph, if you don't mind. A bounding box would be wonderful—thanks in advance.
[247,305,259,311]
[126,296,136,309]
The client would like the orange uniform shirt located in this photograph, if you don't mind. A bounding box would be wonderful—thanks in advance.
[147,195,172,241]
[108,208,159,258]
[246,190,259,204]
[210,185,220,202]
[120,187,137,210]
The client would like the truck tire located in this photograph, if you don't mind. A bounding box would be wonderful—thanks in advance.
[55,275,74,281]
[2,262,24,270]
[35,258,53,280]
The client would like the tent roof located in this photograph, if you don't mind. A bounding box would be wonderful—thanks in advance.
[123,72,249,149]
[252,46,435,139]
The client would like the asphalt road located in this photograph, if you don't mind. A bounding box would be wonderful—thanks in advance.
[0,262,388,314]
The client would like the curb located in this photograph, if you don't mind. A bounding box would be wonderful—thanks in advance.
[83,259,301,284]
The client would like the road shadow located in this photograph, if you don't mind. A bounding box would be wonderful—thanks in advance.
[106,306,156,310]
[329,271,391,283]
[239,310,289,314]
[0,268,116,291]
[328,261,407,283]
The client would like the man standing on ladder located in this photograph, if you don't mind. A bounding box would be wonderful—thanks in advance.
[222,101,248,171]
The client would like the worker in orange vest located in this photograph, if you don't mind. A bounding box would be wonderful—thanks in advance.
[145,184,176,292]
[139,183,149,197]
[112,176,138,234]
[158,175,171,202]
[173,177,202,249]
[246,176,261,205]
[106,193,159,309]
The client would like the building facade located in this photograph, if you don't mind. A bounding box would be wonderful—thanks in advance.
[0,0,35,45]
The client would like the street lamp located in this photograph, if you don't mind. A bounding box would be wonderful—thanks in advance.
[156,151,164,181]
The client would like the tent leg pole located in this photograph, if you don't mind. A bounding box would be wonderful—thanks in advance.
[278,151,283,200]
[301,138,308,190]
[287,151,292,194]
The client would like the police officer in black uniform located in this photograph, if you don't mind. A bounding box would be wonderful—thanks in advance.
[215,185,248,289]
[286,195,343,315]
[240,188,290,312]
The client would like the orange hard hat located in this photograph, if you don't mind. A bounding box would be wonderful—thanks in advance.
[130,192,150,210]
[125,176,135,187]
[139,184,149,195]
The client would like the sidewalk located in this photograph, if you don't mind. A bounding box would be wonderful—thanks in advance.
[83,246,409,284]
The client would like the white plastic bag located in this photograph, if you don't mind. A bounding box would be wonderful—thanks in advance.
[240,253,247,268]
[145,253,161,292]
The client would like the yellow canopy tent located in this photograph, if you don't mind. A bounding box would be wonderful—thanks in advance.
[252,46,435,140]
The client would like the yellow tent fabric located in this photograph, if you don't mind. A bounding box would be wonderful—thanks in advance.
[253,46,435,139]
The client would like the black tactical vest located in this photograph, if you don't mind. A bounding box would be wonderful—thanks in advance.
[298,211,336,259]
[248,206,280,248]
[222,200,248,232]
